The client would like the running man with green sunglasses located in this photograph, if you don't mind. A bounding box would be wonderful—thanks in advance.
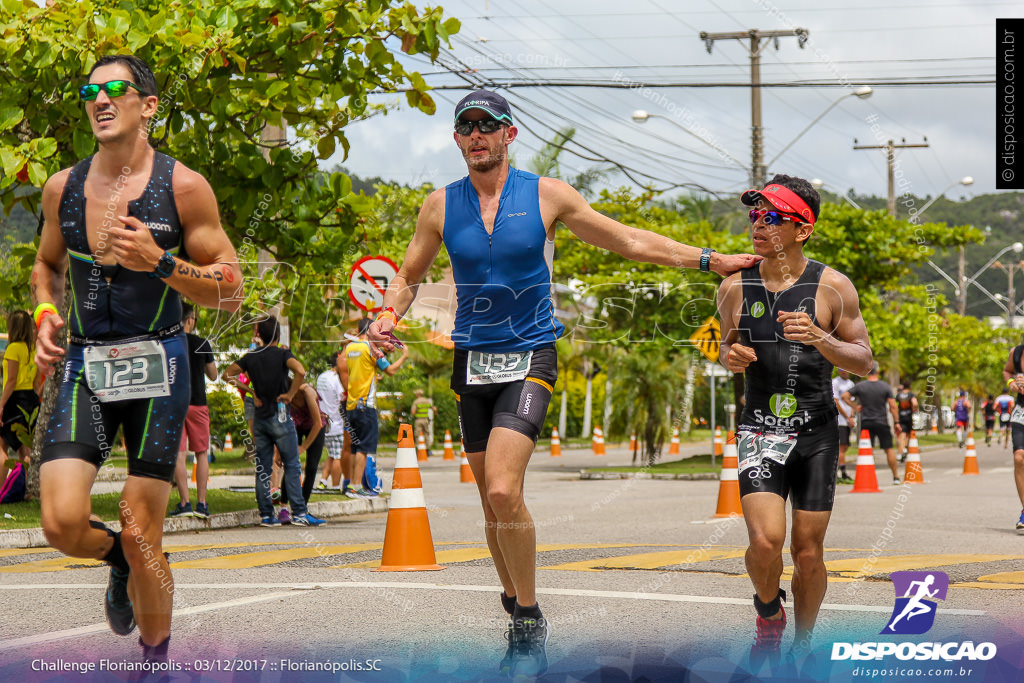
[33,54,243,664]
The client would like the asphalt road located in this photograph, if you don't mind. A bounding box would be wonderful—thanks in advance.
[1,440,1022,682]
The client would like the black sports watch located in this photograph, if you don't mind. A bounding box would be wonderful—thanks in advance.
[149,251,176,279]
[699,247,716,273]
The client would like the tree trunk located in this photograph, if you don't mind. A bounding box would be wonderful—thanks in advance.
[558,388,567,437]
[603,374,613,439]
[678,353,697,435]
[582,370,592,439]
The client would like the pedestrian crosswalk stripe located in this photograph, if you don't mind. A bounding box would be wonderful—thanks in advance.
[331,543,687,570]
[773,554,1024,582]
[541,549,748,572]
[172,543,384,569]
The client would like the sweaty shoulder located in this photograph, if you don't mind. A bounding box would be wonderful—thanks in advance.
[42,168,73,206]
[819,265,855,293]
[170,161,211,197]
[538,176,585,229]
[420,187,446,232]
[537,176,576,204]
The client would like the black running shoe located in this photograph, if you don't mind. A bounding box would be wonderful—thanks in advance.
[105,565,136,636]
[500,615,550,678]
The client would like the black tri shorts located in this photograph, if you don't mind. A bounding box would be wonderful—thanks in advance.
[738,419,840,512]
[1012,422,1024,452]
[41,334,190,482]
[450,345,557,453]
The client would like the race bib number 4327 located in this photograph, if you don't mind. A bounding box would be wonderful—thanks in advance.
[84,340,171,402]
[466,350,532,385]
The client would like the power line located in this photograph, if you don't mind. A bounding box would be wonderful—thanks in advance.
[386,79,993,91]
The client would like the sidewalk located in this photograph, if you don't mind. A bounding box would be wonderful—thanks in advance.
[0,473,388,550]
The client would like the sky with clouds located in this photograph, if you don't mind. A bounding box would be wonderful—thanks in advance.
[334,0,1007,203]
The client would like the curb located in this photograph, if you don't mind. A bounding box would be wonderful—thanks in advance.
[579,470,719,481]
[0,497,388,550]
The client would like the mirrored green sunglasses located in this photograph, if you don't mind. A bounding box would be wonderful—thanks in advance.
[79,80,148,101]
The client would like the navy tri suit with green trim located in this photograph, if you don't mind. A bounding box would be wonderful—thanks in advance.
[41,153,190,481]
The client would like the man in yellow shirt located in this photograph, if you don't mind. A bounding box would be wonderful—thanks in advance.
[342,318,407,498]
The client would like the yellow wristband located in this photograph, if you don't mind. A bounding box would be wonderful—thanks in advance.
[375,309,398,324]
[1009,378,1017,388]
[33,303,59,329]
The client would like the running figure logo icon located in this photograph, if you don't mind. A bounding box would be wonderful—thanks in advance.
[769,393,797,419]
[882,571,948,635]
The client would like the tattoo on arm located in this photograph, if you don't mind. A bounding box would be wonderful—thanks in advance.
[176,261,228,281]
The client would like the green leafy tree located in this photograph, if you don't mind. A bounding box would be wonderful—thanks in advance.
[0,0,460,496]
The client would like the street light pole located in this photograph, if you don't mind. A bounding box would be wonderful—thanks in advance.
[810,178,862,209]
[917,177,974,219]
[630,110,751,172]
[769,87,873,170]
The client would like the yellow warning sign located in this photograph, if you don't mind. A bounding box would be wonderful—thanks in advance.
[689,316,721,362]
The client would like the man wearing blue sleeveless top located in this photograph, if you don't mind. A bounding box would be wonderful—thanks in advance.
[32,55,243,663]
[371,89,761,676]
[717,175,872,665]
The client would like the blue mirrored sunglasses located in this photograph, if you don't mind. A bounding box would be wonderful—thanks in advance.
[748,209,802,226]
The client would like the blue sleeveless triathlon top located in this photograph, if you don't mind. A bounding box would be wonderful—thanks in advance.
[443,167,564,352]
[738,259,837,434]
[58,152,184,341]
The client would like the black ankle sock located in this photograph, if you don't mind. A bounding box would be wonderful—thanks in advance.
[500,591,517,616]
[139,635,170,661]
[754,589,786,619]
[513,602,543,620]
[92,521,129,574]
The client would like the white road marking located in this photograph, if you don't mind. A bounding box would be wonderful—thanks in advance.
[0,590,296,651]
[0,581,986,650]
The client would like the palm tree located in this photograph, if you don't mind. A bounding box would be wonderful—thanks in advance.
[609,347,679,466]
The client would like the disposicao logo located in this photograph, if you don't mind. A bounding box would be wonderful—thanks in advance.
[883,571,946,635]
[831,571,997,663]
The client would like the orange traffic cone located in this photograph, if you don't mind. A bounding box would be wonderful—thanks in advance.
[225,433,233,450]
[442,430,455,461]
[592,426,606,455]
[962,432,980,475]
[629,432,637,453]
[190,454,197,483]
[851,429,882,493]
[713,426,723,458]
[550,428,562,457]
[714,431,743,518]
[930,419,938,434]
[375,424,444,572]
[904,430,924,484]
[669,427,680,456]
[416,432,428,462]
[459,441,476,483]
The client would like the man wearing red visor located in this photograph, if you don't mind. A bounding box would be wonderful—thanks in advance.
[716,174,873,663]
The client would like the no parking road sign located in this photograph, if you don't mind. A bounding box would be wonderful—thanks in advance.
[349,255,399,312]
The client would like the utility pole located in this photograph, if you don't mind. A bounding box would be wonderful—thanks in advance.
[958,246,966,316]
[852,138,929,216]
[853,137,929,387]
[700,28,809,188]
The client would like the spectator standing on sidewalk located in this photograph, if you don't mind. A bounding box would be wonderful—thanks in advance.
[223,316,324,526]
[170,303,216,519]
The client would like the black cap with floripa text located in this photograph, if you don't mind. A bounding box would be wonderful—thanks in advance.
[454,89,514,125]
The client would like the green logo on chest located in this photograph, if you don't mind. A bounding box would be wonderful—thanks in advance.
[769,393,798,419]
